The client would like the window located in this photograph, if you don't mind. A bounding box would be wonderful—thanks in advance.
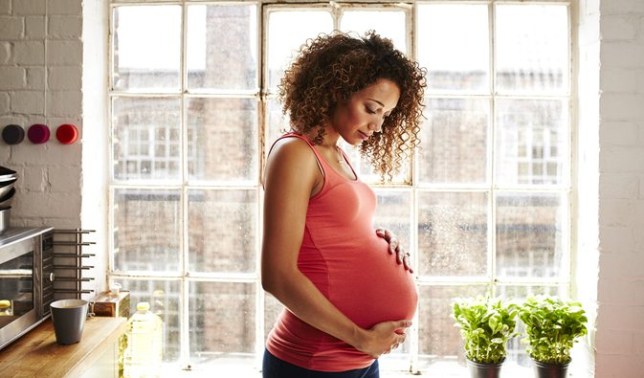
[108,1,572,376]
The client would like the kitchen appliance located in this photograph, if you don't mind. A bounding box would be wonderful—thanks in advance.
[0,179,16,199]
[0,166,17,235]
[0,190,14,209]
[0,208,9,235]
[0,166,17,182]
[0,227,54,350]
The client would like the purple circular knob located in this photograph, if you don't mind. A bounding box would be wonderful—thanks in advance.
[27,124,50,144]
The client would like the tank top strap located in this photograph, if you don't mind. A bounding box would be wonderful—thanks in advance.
[271,132,321,158]
[269,132,335,174]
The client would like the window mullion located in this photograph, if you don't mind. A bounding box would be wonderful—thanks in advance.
[489,1,498,292]
[179,2,191,369]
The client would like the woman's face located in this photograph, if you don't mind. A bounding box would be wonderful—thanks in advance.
[331,78,400,146]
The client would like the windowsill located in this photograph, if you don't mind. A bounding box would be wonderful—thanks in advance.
[157,359,588,378]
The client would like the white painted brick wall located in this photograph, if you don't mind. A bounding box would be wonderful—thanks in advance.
[13,0,45,16]
[0,42,10,63]
[0,0,82,228]
[25,16,46,39]
[0,16,23,39]
[0,1,10,15]
[595,0,644,376]
[49,15,82,39]
[48,0,82,15]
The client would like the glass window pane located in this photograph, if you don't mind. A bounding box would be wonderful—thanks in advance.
[418,192,488,277]
[266,96,290,150]
[497,284,561,299]
[374,190,411,249]
[341,9,406,52]
[113,5,181,91]
[113,188,181,272]
[187,4,258,91]
[113,278,181,363]
[264,294,283,340]
[188,189,258,273]
[418,4,489,92]
[113,96,181,181]
[417,285,488,359]
[419,98,489,184]
[495,99,567,186]
[495,4,569,93]
[496,193,565,279]
[186,97,258,182]
[189,282,256,358]
[267,10,333,90]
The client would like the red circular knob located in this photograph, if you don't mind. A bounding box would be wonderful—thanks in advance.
[56,124,79,144]
[27,124,50,144]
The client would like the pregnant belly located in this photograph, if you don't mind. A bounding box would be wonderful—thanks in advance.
[324,237,418,329]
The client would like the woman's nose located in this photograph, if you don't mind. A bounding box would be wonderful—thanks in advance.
[369,116,384,132]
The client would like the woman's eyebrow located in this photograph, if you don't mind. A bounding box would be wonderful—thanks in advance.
[368,98,385,107]
[368,98,396,111]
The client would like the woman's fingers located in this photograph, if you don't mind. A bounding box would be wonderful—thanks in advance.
[368,320,412,357]
[396,246,404,263]
[376,228,398,255]
[402,252,414,273]
[376,227,413,272]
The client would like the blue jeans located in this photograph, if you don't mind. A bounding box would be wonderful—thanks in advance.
[262,349,380,378]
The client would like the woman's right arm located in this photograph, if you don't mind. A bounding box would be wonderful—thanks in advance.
[261,138,409,358]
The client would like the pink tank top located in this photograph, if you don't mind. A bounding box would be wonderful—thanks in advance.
[265,133,418,372]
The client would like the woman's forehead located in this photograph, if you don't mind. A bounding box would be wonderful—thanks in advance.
[354,79,400,109]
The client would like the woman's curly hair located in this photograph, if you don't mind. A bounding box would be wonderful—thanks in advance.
[279,30,427,180]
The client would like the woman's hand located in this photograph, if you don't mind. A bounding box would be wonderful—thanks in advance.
[354,319,412,358]
[375,228,413,273]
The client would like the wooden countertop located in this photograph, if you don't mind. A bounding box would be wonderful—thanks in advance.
[0,316,127,377]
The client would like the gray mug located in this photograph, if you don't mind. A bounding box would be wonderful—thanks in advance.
[50,299,89,345]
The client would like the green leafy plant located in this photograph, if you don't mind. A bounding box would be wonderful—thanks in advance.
[452,296,519,364]
[518,296,588,365]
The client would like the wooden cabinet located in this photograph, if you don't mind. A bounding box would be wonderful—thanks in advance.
[0,317,127,377]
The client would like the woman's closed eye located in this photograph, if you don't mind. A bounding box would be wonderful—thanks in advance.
[367,107,389,118]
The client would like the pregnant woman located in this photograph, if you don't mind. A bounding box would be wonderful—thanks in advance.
[261,30,427,378]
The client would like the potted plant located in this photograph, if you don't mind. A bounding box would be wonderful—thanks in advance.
[518,296,588,378]
[452,296,519,378]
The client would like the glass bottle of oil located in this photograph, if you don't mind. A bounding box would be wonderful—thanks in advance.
[123,302,163,378]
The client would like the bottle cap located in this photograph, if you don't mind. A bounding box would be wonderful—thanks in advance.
[2,125,25,145]
[136,302,150,311]
[0,300,11,309]
[27,124,50,144]
[109,282,121,296]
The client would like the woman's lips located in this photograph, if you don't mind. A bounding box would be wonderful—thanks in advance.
[358,131,370,140]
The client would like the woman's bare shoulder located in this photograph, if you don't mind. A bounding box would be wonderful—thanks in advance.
[264,136,321,189]
[268,136,317,166]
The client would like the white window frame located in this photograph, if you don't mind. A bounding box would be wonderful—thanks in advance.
[107,1,577,376]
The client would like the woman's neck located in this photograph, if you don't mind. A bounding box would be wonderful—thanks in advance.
[307,124,340,148]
